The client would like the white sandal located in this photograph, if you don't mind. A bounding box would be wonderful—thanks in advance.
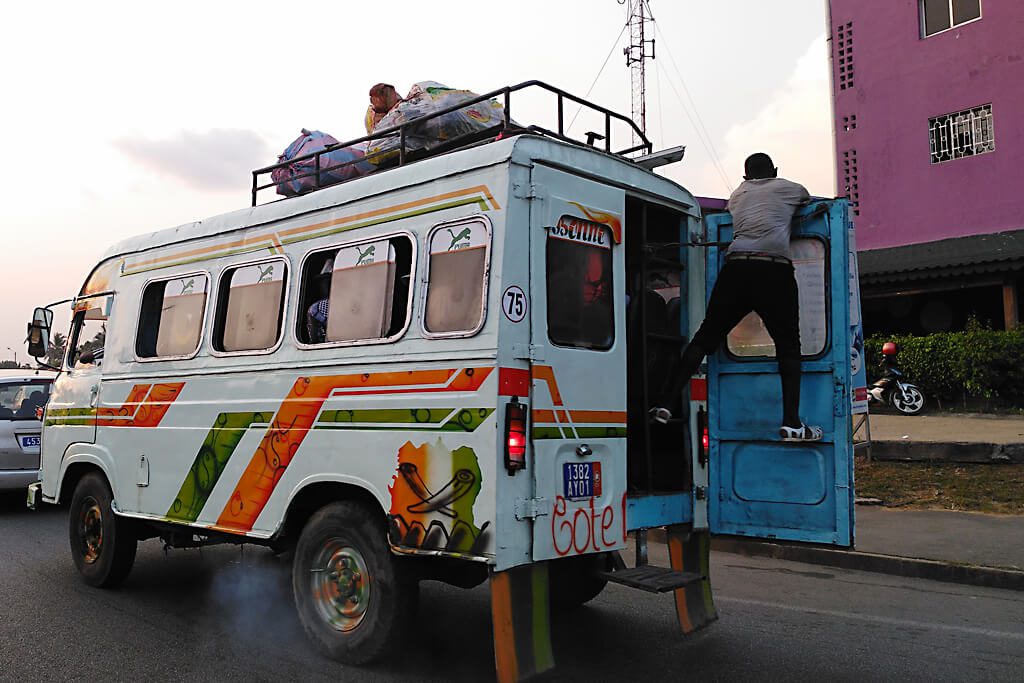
[779,423,823,442]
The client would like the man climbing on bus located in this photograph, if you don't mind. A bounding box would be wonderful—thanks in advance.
[652,152,823,442]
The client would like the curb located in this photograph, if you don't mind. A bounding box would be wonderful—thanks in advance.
[709,536,1024,591]
[643,528,1024,591]
[869,440,1024,464]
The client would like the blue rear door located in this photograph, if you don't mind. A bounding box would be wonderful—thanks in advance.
[705,201,854,546]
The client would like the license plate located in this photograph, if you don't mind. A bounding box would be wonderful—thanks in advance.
[563,462,602,500]
[19,435,41,449]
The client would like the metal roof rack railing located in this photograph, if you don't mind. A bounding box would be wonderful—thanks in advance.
[251,80,653,206]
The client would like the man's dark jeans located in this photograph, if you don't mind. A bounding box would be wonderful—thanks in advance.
[674,258,803,428]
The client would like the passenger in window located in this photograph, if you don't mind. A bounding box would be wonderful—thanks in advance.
[17,391,46,420]
[306,256,334,343]
[652,153,822,442]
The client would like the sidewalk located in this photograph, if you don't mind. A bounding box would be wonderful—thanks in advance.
[861,411,1024,462]
[713,411,1024,590]
[866,412,1024,444]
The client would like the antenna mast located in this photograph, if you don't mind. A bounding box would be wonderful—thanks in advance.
[622,0,655,148]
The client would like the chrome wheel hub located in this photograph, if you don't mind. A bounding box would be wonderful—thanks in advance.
[78,496,104,564]
[310,542,370,632]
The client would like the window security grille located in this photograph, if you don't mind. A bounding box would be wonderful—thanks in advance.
[929,104,994,164]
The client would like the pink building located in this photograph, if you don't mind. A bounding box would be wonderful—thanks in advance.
[828,0,1024,334]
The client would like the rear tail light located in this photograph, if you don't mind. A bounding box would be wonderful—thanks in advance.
[505,398,527,473]
[698,407,709,467]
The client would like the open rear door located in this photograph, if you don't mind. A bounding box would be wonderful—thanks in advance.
[705,201,854,546]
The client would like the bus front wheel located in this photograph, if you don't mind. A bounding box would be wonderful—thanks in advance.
[68,472,137,588]
[292,501,417,664]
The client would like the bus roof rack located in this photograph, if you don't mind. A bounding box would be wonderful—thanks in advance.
[251,80,653,206]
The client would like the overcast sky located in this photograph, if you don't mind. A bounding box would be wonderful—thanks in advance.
[0,0,832,362]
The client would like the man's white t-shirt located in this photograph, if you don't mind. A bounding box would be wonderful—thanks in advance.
[726,178,811,260]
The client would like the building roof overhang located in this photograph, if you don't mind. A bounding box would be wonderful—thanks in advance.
[858,229,1024,288]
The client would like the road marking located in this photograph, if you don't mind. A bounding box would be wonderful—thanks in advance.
[718,596,1024,641]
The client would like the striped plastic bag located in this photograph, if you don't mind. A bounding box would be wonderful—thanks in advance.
[272,129,373,197]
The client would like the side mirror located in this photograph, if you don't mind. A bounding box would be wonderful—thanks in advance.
[26,307,54,358]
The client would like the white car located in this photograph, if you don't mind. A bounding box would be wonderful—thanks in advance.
[0,370,56,492]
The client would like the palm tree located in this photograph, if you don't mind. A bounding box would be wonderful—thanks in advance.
[46,332,67,368]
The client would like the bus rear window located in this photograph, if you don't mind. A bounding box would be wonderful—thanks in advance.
[546,217,614,350]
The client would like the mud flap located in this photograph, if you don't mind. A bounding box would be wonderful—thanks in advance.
[666,526,718,634]
[490,563,555,683]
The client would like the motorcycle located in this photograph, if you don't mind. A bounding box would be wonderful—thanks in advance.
[867,342,926,415]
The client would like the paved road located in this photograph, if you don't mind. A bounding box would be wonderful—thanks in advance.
[2,491,1023,682]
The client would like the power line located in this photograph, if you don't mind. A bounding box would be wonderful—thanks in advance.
[645,6,733,192]
[568,20,630,132]
[656,59,733,193]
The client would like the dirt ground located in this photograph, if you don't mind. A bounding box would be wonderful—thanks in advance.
[855,458,1024,514]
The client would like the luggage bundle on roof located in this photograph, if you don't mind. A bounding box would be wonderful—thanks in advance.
[253,80,653,205]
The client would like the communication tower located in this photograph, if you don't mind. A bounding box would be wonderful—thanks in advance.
[621,0,655,147]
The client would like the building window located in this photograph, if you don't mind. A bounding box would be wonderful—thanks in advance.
[921,0,982,37]
[842,149,860,217]
[546,217,614,350]
[423,219,490,336]
[929,104,995,164]
[842,115,857,132]
[835,22,854,91]
[212,260,287,353]
[297,235,413,345]
[136,274,208,358]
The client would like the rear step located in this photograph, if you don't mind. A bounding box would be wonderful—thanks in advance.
[599,566,704,593]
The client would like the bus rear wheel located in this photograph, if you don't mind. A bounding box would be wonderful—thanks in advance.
[292,501,417,664]
[549,552,611,608]
[68,472,137,588]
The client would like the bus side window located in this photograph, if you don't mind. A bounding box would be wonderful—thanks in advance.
[68,296,111,368]
[423,219,490,336]
[136,274,208,359]
[296,235,413,345]
[212,260,288,353]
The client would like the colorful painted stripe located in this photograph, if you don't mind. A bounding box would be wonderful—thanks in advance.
[46,383,185,428]
[529,366,626,439]
[490,563,555,683]
[213,367,493,534]
[167,412,271,523]
[315,407,495,432]
[667,528,717,635]
[120,185,501,276]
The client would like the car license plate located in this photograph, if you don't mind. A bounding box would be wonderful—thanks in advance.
[563,462,601,500]
[20,435,41,449]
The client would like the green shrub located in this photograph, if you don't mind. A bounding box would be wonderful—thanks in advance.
[864,323,1024,409]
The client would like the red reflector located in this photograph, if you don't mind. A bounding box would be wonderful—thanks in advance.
[498,367,531,396]
[690,378,707,401]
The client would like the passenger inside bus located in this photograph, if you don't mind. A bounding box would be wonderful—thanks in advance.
[297,238,414,345]
[305,255,335,344]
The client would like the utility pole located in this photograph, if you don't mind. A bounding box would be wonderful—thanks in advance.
[621,0,655,148]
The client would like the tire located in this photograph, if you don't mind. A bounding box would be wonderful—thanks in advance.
[68,472,137,588]
[292,501,417,664]
[549,552,611,609]
[891,384,925,416]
